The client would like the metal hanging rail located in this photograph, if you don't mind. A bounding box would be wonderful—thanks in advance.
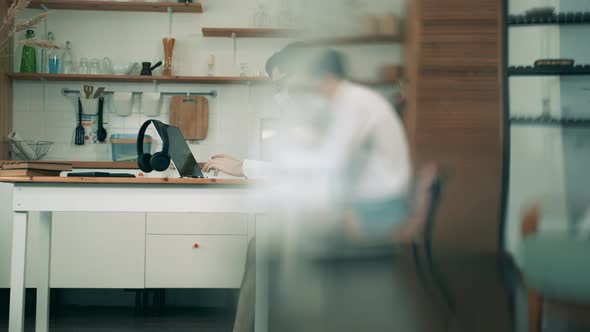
[61,89,218,98]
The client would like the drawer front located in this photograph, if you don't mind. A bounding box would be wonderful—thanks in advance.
[146,213,248,235]
[145,235,248,288]
[51,212,146,288]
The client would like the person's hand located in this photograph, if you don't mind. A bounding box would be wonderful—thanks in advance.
[202,154,245,177]
[210,154,241,162]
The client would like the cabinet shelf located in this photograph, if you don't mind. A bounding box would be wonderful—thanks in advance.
[8,73,405,87]
[8,73,268,84]
[200,29,404,45]
[508,66,590,76]
[510,116,590,127]
[202,28,300,38]
[303,35,403,46]
[27,1,203,13]
[508,12,590,26]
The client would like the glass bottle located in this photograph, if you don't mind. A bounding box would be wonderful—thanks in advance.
[20,30,37,73]
[79,58,89,74]
[208,54,215,76]
[253,4,271,28]
[46,32,60,74]
[277,0,294,28]
[89,58,100,75]
[61,41,74,74]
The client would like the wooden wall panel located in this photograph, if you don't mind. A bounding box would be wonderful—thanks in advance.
[0,1,13,160]
[405,0,503,254]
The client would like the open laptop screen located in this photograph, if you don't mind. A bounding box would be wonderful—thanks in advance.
[154,122,204,178]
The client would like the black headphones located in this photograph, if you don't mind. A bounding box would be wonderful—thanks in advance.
[137,120,170,173]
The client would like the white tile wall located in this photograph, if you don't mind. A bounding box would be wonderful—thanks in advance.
[12,81,262,161]
[12,0,405,162]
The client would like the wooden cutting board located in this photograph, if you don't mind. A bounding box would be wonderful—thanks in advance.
[169,96,209,140]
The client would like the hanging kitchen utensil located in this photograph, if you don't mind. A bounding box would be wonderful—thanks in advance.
[93,87,106,99]
[97,97,107,143]
[83,85,94,99]
[75,98,85,145]
[140,61,163,76]
[169,96,209,140]
[162,38,176,76]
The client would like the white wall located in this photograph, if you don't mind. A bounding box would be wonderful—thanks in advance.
[11,0,404,162]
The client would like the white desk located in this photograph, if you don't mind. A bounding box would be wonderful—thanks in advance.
[0,176,268,332]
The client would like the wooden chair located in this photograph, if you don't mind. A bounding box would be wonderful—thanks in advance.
[396,165,455,314]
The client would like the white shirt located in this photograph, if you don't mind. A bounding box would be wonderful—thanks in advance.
[243,81,411,202]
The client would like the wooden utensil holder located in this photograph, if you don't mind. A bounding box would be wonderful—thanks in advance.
[163,38,176,76]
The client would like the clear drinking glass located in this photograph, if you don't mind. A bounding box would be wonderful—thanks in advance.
[79,58,89,74]
[89,59,100,75]
[101,57,113,74]
[253,3,271,28]
[240,62,249,77]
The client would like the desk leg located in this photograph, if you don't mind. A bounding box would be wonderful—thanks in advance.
[36,212,52,332]
[255,215,269,332]
[9,211,28,332]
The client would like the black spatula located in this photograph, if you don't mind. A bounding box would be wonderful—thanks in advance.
[75,98,85,145]
[97,97,107,143]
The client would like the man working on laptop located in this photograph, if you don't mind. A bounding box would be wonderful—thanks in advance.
[204,47,411,332]
[201,43,303,332]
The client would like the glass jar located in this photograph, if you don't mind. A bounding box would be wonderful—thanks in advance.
[100,57,113,74]
[240,62,249,77]
[79,58,89,74]
[89,58,100,75]
[253,3,271,28]
[61,41,74,74]
[46,32,60,74]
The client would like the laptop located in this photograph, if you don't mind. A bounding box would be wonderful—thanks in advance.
[153,122,205,178]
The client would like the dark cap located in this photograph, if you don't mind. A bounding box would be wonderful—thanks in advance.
[265,42,306,77]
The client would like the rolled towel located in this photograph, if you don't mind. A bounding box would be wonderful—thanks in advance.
[7,132,35,160]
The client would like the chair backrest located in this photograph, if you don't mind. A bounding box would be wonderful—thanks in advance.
[407,165,454,314]
[397,164,445,245]
[422,167,445,259]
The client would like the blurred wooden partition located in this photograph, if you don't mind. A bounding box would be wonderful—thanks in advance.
[404,0,504,255]
[0,1,13,160]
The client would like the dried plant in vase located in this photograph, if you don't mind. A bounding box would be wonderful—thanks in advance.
[18,37,60,50]
[0,0,57,57]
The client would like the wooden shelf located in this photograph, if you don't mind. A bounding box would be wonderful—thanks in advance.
[27,1,203,13]
[8,73,269,84]
[354,79,402,87]
[303,35,403,47]
[9,73,403,87]
[202,28,300,38]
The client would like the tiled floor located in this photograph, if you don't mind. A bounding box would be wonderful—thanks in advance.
[0,253,589,332]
